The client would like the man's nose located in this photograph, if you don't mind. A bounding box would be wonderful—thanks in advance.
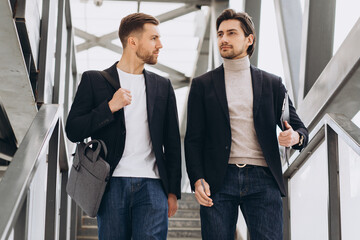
[157,40,163,49]
[220,36,228,45]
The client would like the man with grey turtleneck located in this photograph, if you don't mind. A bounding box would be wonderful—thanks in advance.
[185,9,308,240]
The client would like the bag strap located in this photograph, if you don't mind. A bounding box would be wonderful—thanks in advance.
[100,71,119,90]
[98,139,108,159]
[84,140,108,162]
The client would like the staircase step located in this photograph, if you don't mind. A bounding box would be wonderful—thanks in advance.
[173,209,200,218]
[78,225,201,238]
[82,216,97,226]
[168,238,201,240]
[167,227,202,238]
[180,193,197,202]
[178,200,200,210]
[81,217,201,228]
[77,225,98,237]
[169,218,201,228]
[77,237,98,240]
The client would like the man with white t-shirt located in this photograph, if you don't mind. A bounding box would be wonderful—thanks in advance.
[66,13,181,240]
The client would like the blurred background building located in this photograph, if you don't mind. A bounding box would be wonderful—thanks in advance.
[0,0,359,239]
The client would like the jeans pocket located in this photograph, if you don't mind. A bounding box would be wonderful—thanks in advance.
[259,167,273,178]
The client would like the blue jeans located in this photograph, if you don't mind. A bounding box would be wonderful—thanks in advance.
[97,177,168,240]
[200,164,283,240]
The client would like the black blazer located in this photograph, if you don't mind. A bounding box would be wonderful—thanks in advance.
[65,62,182,198]
[184,65,308,196]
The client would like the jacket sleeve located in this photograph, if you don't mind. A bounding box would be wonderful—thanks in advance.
[163,80,182,199]
[276,80,309,150]
[184,78,205,190]
[65,71,115,142]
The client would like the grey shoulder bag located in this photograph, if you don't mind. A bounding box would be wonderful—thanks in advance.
[66,139,110,217]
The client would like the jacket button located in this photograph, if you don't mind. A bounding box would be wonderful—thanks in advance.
[225,146,229,150]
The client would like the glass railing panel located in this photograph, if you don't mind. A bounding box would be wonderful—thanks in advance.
[289,141,328,240]
[339,137,360,240]
[26,146,48,240]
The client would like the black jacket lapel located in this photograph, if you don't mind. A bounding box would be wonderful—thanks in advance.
[143,69,157,126]
[212,65,230,124]
[250,65,263,118]
[103,62,124,126]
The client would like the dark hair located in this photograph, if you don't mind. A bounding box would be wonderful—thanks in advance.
[216,9,256,57]
[118,13,159,48]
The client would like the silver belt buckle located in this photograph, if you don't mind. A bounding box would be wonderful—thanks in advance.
[236,164,247,168]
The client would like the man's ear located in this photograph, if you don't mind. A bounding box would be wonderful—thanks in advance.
[247,34,254,46]
[127,36,138,49]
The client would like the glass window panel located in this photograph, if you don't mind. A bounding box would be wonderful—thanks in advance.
[338,137,360,240]
[139,2,184,16]
[290,142,329,240]
[333,0,360,55]
[258,0,285,82]
[300,0,305,14]
[71,1,137,37]
[76,46,119,72]
[229,0,245,11]
[71,0,203,78]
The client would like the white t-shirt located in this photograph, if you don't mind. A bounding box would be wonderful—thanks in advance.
[112,68,159,179]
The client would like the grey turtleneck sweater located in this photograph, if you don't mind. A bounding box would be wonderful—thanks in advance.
[224,56,267,167]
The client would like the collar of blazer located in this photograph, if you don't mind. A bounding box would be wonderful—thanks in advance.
[103,61,158,126]
[211,64,263,124]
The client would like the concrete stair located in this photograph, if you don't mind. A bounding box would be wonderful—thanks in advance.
[76,193,201,240]
[76,213,98,240]
[168,193,201,239]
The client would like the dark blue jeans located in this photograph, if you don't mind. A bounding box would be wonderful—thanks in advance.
[200,164,283,240]
[97,177,168,240]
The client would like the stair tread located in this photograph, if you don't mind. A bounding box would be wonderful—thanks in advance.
[167,239,201,240]
[80,225,98,229]
[168,227,201,230]
[169,217,200,221]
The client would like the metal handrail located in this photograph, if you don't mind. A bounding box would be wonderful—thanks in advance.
[0,105,61,240]
[283,113,360,177]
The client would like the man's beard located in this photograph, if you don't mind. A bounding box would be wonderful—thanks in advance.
[219,45,243,59]
[136,47,158,65]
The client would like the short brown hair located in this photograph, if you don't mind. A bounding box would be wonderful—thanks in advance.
[118,13,159,48]
[216,9,256,57]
